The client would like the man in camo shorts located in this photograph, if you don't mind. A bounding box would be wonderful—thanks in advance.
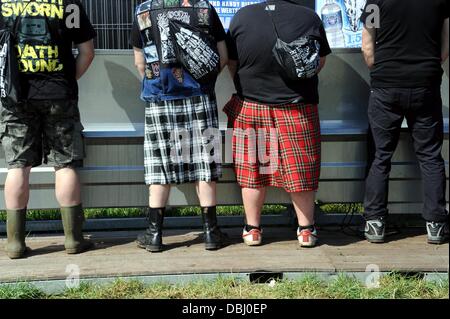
[0,0,96,259]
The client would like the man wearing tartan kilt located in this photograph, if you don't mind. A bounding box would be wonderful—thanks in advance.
[225,1,331,248]
[130,0,228,252]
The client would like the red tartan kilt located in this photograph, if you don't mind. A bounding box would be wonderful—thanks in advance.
[224,95,321,193]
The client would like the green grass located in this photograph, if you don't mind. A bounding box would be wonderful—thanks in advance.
[0,205,287,222]
[0,274,448,299]
[0,203,362,222]
[319,202,364,215]
[0,283,46,299]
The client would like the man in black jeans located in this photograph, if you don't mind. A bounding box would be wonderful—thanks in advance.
[361,0,449,244]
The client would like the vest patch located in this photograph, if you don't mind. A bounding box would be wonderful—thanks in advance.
[136,0,216,101]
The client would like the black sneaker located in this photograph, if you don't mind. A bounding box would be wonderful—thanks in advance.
[365,219,386,243]
[426,222,449,245]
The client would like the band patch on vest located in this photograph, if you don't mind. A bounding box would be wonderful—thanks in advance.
[198,8,209,25]
[164,0,179,8]
[151,0,163,10]
[181,0,193,7]
[137,11,152,30]
[144,44,159,63]
[156,10,190,63]
[194,0,209,8]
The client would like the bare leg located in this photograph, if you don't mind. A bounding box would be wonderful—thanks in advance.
[4,167,32,210]
[55,167,81,207]
[149,185,171,208]
[196,181,217,207]
[290,191,316,227]
[242,187,266,227]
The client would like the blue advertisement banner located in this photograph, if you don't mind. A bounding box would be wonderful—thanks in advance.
[210,0,365,48]
[316,0,366,48]
[210,0,264,30]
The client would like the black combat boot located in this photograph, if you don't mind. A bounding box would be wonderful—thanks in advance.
[137,207,165,252]
[201,206,226,251]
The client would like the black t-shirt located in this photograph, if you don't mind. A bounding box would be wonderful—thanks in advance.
[227,0,331,105]
[361,0,449,88]
[130,5,226,50]
[0,0,96,100]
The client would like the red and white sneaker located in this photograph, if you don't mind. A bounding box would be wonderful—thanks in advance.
[242,228,263,246]
[297,227,318,248]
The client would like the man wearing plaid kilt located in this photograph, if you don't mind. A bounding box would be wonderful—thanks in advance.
[225,1,331,248]
[130,0,228,252]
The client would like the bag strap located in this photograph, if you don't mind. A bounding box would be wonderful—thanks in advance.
[265,0,280,39]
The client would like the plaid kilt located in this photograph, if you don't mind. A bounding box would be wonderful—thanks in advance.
[144,94,222,185]
[224,95,321,193]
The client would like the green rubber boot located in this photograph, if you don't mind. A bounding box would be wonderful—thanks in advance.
[6,209,27,259]
[61,205,93,254]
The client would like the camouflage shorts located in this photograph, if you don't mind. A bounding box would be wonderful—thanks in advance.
[0,100,85,169]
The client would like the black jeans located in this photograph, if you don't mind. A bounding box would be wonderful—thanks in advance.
[364,87,448,222]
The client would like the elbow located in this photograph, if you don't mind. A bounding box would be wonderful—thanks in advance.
[81,49,95,65]
[366,61,374,69]
[362,49,374,69]
[442,51,449,64]
[87,50,95,64]
[223,56,229,67]
[135,63,145,76]
[361,46,368,56]
[135,63,143,71]
[361,46,368,58]
[221,58,229,71]
[318,57,326,73]
[219,51,229,71]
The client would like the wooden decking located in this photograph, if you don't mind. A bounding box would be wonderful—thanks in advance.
[0,227,448,283]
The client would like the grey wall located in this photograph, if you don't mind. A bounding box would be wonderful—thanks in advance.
[77,50,449,134]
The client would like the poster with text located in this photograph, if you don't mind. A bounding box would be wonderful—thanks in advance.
[316,0,366,48]
[210,0,264,31]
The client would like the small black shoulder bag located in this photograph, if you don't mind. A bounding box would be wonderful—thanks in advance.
[266,1,321,80]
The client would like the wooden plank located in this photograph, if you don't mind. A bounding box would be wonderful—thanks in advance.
[0,228,447,283]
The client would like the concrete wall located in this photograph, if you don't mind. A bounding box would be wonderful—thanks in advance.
[76,49,449,132]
